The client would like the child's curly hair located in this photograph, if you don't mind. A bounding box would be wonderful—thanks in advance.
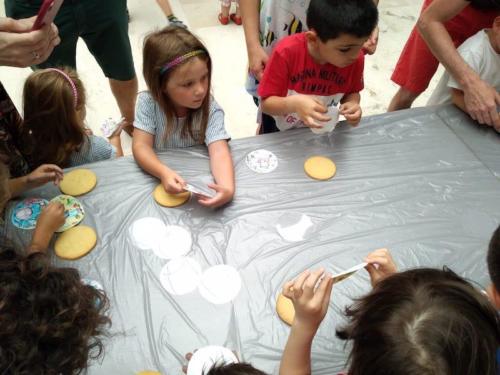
[0,246,110,374]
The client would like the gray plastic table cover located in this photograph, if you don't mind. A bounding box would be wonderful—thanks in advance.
[5,105,500,374]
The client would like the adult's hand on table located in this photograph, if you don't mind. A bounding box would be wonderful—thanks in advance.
[463,76,500,130]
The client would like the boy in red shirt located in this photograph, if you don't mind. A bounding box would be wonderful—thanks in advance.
[258,0,378,133]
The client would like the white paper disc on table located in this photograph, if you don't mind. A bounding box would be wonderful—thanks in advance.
[187,346,239,375]
[152,225,192,259]
[130,217,166,250]
[198,265,242,304]
[245,149,278,174]
[81,278,104,291]
[160,257,202,295]
[276,214,313,242]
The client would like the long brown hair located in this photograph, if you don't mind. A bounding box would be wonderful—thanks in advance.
[20,67,86,169]
[143,26,211,143]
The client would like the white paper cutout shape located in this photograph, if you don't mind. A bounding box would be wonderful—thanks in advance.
[160,257,202,295]
[130,217,166,250]
[245,149,278,174]
[152,225,192,259]
[311,106,340,134]
[330,262,367,284]
[187,346,239,375]
[198,265,242,304]
[276,214,313,242]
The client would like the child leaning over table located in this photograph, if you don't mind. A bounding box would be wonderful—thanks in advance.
[427,15,500,132]
[132,27,234,208]
[258,0,378,133]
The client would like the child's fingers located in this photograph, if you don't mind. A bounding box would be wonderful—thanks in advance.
[303,268,325,299]
[313,272,333,306]
[283,280,295,298]
[312,112,331,123]
[292,270,311,299]
[304,116,322,128]
[312,101,327,113]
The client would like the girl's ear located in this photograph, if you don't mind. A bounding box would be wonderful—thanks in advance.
[487,284,500,310]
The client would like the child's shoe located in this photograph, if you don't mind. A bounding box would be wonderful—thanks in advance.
[218,13,230,25]
[230,13,242,25]
[167,14,187,28]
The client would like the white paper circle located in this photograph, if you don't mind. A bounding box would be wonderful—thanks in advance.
[152,225,192,259]
[245,149,278,174]
[130,217,166,250]
[187,346,239,375]
[81,278,104,291]
[276,214,313,242]
[198,265,242,304]
[160,257,202,295]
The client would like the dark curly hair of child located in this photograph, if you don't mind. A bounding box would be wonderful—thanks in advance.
[0,246,110,374]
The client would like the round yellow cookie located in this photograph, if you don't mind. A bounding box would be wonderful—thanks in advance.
[60,169,97,196]
[54,225,97,260]
[304,156,336,180]
[153,184,190,207]
[137,372,161,375]
[276,293,295,325]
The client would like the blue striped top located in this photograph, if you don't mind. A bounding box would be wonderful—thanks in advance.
[133,91,230,151]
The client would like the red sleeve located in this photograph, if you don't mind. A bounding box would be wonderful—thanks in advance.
[346,53,365,95]
[257,48,290,99]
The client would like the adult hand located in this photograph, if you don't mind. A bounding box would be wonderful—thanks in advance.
[363,25,379,55]
[339,101,362,126]
[0,16,60,67]
[291,95,330,128]
[161,169,186,194]
[463,78,500,130]
[282,268,333,332]
[364,248,398,287]
[26,164,64,188]
[248,43,269,81]
[196,183,234,208]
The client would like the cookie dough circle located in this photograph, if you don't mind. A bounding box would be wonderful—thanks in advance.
[304,156,336,180]
[276,293,295,325]
[60,169,97,196]
[153,184,190,207]
[136,372,161,375]
[55,225,97,260]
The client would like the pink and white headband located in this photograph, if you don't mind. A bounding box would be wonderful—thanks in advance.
[45,68,78,108]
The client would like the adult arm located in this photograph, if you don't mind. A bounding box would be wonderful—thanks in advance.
[132,129,185,193]
[0,16,59,67]
[417,0,500,127]
[240,0,268,81]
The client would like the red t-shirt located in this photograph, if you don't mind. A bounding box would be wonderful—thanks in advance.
[258,33,365,130]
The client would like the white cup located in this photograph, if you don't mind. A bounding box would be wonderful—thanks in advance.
[311,106,340,134]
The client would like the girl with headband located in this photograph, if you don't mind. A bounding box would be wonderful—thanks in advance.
[19,67,124,169]
[133,27,235,208]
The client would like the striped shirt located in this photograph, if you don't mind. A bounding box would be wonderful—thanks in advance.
[68,135,116,167]
[133,91,230,151]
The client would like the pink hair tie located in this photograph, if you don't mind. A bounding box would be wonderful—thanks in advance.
[45,68,78,108]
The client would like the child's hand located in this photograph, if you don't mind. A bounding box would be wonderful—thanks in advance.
[161,170,186,194]
[291,95,330,128]
[364,248,397,287]
[196,183,234,208]
[26,164,64,188]
[339,101,362,126]
[36,202,65,234]
[282,268,334,333]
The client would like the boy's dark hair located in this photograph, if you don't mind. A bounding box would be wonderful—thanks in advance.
[487,225,500,292]
[205,362,268,375]
[0,246,110,374]
[307,0,378,42]
[337,268,500,375]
